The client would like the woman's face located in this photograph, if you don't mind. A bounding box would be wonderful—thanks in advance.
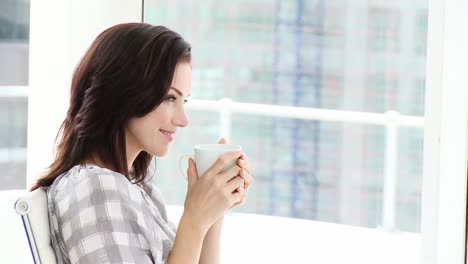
[126,62,191,157]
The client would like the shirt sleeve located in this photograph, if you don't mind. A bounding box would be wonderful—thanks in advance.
[52,170,155,264]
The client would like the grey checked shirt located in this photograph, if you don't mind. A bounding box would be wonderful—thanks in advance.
[47,164,177,263]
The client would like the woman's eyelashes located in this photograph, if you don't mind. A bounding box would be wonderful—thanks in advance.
[165,94,188,104]
[165,95,177,102]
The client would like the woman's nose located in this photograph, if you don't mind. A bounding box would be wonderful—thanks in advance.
[174,108,189,127]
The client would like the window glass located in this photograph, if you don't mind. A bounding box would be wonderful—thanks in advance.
[144,0,428,233]
[0,0,29,190]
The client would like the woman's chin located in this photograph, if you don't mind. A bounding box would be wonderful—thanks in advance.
[150,147,170,157]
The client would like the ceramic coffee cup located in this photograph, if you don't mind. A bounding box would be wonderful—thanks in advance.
[179,144,242,178]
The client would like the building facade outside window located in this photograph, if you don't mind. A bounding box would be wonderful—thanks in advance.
[0,0,29,190]
[144,0,428,233]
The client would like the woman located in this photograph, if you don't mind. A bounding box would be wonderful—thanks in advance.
[32,23,254,264]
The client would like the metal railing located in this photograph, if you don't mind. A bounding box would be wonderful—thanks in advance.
[0,87,425,231]
[186,98,425,231]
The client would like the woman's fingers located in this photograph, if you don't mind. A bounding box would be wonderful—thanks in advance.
[218,164,242,183]
[186,158,198,187]
[230,186,246,204]
[231,187,248,207]
[236,153,253,188]
[237,154,253,174]
[226,176,245,193]
[239,169,254,188]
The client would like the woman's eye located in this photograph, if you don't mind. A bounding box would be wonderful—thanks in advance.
[166,95,177,102]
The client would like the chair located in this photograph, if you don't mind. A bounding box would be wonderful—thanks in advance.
[15,188,57,264]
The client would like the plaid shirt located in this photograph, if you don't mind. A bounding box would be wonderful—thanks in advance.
[47,164,177,263]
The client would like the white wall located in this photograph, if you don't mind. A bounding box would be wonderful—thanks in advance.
[421,0,468,263]
[27,0,142,186]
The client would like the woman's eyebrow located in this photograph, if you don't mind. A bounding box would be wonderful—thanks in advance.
[169,86,190,97]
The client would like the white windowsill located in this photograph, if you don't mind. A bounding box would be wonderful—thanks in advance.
[166,205,421,264]
[0,190,421,264]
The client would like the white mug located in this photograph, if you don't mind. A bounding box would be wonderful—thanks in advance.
[179,144,242,178]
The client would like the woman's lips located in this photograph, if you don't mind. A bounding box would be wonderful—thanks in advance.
[159,129,175,142]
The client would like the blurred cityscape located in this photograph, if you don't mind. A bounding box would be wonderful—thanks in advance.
[1,0,427,232]
[144,0,427,233]
[0,0,29,190]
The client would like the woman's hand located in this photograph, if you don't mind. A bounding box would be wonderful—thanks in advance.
[183,147,245,233]
[232,152,254,208]
[218,138,254,208]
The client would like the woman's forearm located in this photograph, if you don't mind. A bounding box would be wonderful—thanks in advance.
[168,213,207,264]
[199,216,224,264]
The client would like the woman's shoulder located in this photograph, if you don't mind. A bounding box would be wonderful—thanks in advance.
[48,164,141,204]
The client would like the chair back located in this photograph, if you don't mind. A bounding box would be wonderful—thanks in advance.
[15,188,57,264]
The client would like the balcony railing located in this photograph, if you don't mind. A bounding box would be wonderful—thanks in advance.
[0,88,425,231]
[186,98,425,231]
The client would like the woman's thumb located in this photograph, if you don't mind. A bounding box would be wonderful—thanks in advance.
[218,137,227,144]
[187,158,197,187]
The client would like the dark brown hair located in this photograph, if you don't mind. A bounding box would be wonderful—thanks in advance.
[32,23,191,190]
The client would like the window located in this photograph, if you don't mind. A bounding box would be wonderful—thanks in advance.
[368,8,400,53]
[144,0,428,233]
[414,11,428,56]
[0,0,29,190]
